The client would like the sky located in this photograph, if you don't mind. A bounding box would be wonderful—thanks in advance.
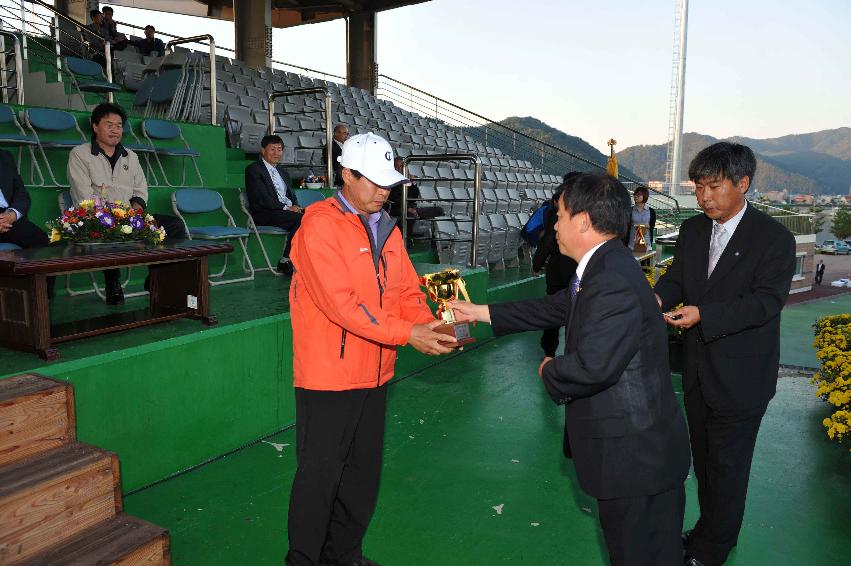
[81,0,851,154]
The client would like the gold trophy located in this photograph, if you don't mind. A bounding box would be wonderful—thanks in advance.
[632,224,648,253]
[419,269,476,347]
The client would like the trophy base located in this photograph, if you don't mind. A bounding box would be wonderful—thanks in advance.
[435,320,476,347]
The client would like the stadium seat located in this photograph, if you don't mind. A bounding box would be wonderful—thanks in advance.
[171,188,254,285]
[65,56,122,104]
[293,189,327,208]
[0,104,43,185]
[238,190,287,276]
[22,107,88,186]
[143,119,203,186]
[0,243,21,251]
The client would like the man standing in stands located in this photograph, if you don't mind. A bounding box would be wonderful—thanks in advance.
[132,25,166,58]
[0,149,49,251]
[532,175,578,362]
[85,10,108,67]
[244,134,303,275]
[449,173,691,566]
[286,133,456,566]
[100,6,128,51]
[68,103,186,305]
[322,124,348,187]
[655,142,796,566]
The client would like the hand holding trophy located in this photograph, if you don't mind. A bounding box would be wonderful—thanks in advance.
[419,268,476,347]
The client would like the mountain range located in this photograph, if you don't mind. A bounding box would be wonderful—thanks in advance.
[498,117,851,195]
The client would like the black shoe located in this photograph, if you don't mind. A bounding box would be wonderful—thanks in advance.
[684,556,706,566]
[105,278,125,305]
[277,259,294,275]
[682,529,692,545]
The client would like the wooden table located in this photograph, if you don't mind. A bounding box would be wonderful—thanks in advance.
[0,241,233,361]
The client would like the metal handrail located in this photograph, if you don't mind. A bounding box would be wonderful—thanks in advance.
[379,74,683,213]
[268,88,333,184]
[10,0,114,93]
[403,153,482,267]
[165,34,216,125]
[0,31,24,104]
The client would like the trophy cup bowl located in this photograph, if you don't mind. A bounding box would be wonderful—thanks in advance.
[419,269,476,347]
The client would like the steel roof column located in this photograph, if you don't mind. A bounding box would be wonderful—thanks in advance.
[54,0,98,24]
[347,10,376,94]
[234,0,272,69]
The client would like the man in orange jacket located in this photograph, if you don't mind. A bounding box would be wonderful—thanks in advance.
[286,132,456,566]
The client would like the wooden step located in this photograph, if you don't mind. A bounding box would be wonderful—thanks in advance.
[0,442,121,565]
[0,374,75,468]
[16,513,170,566]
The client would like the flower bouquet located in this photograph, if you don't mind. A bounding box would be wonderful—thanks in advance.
[47,199,166,245]
[301,175,326,189]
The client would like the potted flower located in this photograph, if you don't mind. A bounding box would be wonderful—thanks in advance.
[47,199,166,247]
[300,175,326,189]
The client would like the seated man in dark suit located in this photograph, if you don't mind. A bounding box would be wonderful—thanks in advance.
[245,134,304,275]
[131,25,166,58]
[450,172,690,566]
[321,124,348,187]
[386,157,444,240]
[0,149,49,250]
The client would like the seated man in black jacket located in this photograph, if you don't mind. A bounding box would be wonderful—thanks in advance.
[245,135,303,275]
[386,157,445,241]
[0,149,49,250]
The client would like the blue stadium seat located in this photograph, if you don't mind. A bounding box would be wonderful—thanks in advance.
[22,108,87,186]
[143,119,203,187]
[0,104,44,185]
[0,243,21,251]
[171,189,254,285]
[238,190,287,276]
[65,56,122,104]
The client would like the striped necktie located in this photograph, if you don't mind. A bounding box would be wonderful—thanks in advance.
[708,223,726,277]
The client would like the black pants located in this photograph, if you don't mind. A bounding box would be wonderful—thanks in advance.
[286,386,387,566]
[103,213,187,286]
[815,271,823,284]
[597,483,685,566]
[0,216,49,248]
[251,209,302,259]
[684,380,765,566]
[541,284,567,357]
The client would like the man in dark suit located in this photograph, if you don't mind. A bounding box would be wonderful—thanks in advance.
[321,124,348,187]
[655,143,796,566]
[452,172,691,566]
[0,149,49,250]
[245,134,303,275]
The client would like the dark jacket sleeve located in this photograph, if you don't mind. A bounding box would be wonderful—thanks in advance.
[0,150,30,217]
[245,162,284,212]
[654,222,686,311]
[490,290,571,336]
[698,228,796,343]
[649,207,656,244]
[541,271,641,403]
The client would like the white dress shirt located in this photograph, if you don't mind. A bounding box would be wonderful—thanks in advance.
[0,188,21,220]
[710,200,748,258]
[262,159,292,209]
[575,241,608,282]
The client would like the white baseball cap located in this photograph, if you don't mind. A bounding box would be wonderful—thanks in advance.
[338,132,407,188]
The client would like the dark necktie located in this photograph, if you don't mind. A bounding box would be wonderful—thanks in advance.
[569,274,581,302]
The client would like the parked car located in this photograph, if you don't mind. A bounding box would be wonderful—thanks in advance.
[818,240,851,255]
[831,279,851,288]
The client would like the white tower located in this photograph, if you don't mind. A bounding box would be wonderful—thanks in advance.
[664,0,689,195]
